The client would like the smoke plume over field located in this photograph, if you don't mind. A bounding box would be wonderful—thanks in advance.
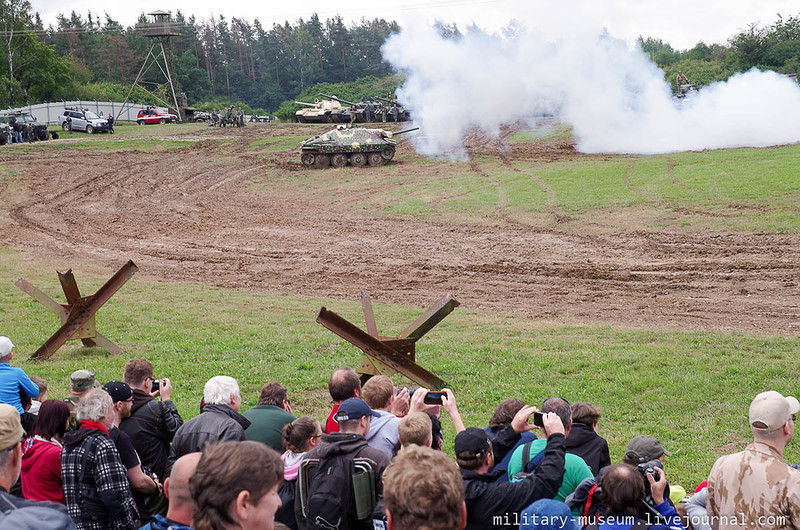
[382,20,800,155]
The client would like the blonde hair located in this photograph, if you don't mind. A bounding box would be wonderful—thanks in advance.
[383,445,464,530]
[361,375,395,409]
[398,412,432,447]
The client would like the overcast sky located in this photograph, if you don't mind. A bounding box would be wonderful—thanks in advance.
[30,0,799,50]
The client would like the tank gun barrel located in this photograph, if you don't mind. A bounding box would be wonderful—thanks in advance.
[375,96,395,104]
[294,101,318,107]
[392,127,419,136]
[318,93,356,106]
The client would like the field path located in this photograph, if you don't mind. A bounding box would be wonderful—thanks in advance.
[2,125,800,337]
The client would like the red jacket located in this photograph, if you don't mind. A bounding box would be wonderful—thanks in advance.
[20,437,65,504]
[326,404,340,434]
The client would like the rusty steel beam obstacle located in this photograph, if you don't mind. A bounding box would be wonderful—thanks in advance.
[16,260,138,360]
[316,291,460,389]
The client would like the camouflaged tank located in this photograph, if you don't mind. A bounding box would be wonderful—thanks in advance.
[299,125,418,168]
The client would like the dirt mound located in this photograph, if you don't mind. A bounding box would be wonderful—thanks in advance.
[1,123,798,337]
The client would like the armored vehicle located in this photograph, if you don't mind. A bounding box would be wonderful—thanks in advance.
[319,94,410,123]
[318,94,376,123]
[295,98,343,123]
[674,72,699,99]
[300,125,418,168]
[1,112,53,141]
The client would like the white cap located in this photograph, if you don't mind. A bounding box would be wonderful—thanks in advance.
[0,337,13,357]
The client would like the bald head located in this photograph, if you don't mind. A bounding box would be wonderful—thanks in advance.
[328,367,361,403]
[165,451,201,525]
[168,452,201,501]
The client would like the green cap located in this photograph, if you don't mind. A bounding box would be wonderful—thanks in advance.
[70,369,98,392]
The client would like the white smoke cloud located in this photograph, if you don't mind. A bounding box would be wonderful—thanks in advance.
[382,19,800,155]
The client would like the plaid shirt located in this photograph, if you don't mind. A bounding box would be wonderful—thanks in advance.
[61,427,139,530]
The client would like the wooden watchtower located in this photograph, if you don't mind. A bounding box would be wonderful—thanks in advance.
[119,10,183,121]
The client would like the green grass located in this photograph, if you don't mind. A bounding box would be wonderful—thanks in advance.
[1,250,797,490]
[243,133,800,232]
[510,123,573,143]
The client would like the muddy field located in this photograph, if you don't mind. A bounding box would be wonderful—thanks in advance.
[1,123,799,337]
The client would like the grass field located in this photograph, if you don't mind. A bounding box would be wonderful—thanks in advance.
[1,122,799,493]
[1,248,797,490]
[243,129,800,233]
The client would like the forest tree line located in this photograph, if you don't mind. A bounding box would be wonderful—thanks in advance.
[0,0,798,114]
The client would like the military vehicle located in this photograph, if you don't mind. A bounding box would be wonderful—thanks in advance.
[674,72,699,99]
[375,96,411,122]
[1,112,53,141]
[300,125,418,168]
[317,94,379,123]
[318,94,410,123]
[295,98,343,123]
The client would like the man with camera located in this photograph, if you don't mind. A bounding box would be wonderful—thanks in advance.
[566,434,676,524]
[506,398,593,502]
[120,358,183,482]
[455,405,566,529]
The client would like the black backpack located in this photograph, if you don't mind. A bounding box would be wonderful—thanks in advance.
[300,449,377,530]
[510,441,547,481]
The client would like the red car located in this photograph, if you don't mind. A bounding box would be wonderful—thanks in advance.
[136,108,178,125]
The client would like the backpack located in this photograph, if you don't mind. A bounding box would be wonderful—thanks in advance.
[299,448,377,530]
[510,441,546,481]
[275,479,297,529]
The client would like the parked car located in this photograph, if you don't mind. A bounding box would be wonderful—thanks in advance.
[57,108,109,134]
[137,107,178,125]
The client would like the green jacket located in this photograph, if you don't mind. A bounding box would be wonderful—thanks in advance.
[507,438,593,503]
[242,404,295,452]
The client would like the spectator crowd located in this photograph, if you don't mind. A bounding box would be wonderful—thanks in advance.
[0,334,798,530]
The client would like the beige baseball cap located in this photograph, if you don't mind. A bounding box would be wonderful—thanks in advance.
[0,404,23,452]
[749,391,800,432]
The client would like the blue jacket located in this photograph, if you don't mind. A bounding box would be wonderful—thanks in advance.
[139,514,192,530]
[0,363,39,413]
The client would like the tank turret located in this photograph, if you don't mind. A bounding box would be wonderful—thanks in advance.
[294,98,343,123]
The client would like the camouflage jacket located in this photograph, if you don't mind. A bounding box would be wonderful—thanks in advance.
[707,441,800,529]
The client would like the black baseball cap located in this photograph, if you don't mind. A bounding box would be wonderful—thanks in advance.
[102,381,133,403]
[454,427,492,459]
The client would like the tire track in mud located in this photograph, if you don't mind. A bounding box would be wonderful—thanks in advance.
[3,124,800,336]
[499,155,571,225]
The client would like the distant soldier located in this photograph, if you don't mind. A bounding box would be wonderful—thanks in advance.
[237,107,244,127]
[380,103,387,123]
[349,105,356,125]
[11,118,21,143]
[390,104,398,122]
[107,113,115,134]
